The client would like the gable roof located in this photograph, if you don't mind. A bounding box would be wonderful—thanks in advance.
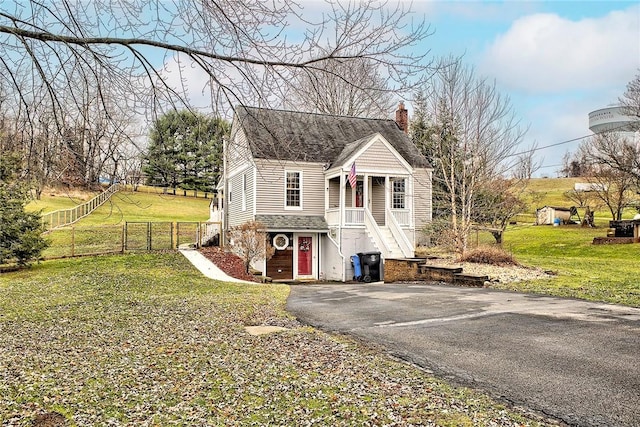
[233,105,430,168]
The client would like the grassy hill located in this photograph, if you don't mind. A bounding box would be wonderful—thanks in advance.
[519,177,638,225]
[28,188,211,223]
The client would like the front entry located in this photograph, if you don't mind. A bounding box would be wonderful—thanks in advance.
[297,236,313,276]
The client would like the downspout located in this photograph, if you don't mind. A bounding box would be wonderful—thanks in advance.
[222,135,228,245]
[339,171,346,282]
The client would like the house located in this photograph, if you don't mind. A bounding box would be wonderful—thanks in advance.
[217,103,433,282]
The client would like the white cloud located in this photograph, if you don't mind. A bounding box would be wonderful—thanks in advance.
[480,5,640,93]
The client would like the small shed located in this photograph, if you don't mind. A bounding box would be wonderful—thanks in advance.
[535,206,577,225]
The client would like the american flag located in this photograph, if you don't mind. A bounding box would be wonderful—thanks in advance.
[348,162,357,189]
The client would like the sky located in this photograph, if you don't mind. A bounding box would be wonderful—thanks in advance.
[405,0,640,176]
[160,0,639,177]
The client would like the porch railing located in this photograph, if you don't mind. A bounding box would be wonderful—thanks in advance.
[387,208,414,258]
[345,208,365,225]
[325,207,365,226]
[325,208,340,226]
[390,209,411,226]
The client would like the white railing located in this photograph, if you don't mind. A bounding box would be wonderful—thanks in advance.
[326,208,365,226]
[325,208,340,226]
[391,209,411,226]
[42,183,121,231]
[345,208,365,225]
[387,208,414,258]
[364,208,391,257]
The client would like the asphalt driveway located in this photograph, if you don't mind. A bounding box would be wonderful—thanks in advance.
[286,283,640,427]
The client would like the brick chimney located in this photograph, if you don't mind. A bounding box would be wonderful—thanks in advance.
[395,101,408,133]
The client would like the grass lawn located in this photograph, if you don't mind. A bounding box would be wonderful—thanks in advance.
[492,224,640,307]
[73,191,211,225]
[26,188,101,214]
[27,189,211,223]
[0,253,548,426]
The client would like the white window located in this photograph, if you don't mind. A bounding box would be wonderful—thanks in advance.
[392,178,405,209]
[285,171,302,209]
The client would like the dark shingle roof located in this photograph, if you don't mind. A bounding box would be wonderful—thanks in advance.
[255,215,328,231]
[234,106,430,168]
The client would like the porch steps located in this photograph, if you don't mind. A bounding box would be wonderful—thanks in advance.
[377,226,405,258]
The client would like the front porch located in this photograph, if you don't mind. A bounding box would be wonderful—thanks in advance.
[324,173,415,260]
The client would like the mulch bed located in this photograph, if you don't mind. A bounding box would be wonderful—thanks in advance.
[198,246,259,282]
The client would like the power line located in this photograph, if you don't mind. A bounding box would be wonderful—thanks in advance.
[509,122,635,158]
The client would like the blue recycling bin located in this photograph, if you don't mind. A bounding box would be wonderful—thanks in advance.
[351,254,362,281]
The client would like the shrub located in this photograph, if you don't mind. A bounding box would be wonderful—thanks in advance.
[0,153,48,266]
[227,220,275,273]
[459,246,519,266]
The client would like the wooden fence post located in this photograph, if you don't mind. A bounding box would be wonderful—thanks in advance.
[121,224,126,253]
[71,226,75,257]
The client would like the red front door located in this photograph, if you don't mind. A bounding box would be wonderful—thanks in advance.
[297,236,312,276]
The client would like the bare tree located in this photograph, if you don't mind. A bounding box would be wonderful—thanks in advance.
[619,71,640,121]
[473,178,527,244]
[0,1,432,120]
[283,57,396,118]
[227,221,275,274]
[0,1,433,191]
[584,130,640,190]
[576,132,637,221]
[587,167,635,221]
[413,57,528,254]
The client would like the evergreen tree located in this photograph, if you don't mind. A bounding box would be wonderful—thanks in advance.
[0,152,48,266]
[143,111,229,192]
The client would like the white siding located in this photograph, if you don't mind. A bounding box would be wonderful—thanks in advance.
[255,159,325,216]
[227,168,255,227]
[356,139,407,173]
[328,180,340,208]
[228,127,253,174]
[371,180,385,224]
[321,235,344,282]
[413,168,432,245]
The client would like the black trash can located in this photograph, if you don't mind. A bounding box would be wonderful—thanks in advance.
[357,251,382,282]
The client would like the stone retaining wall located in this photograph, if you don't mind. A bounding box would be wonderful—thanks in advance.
[385,258,488,287]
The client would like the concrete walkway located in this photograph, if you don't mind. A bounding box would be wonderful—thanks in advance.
[179,248,256,284]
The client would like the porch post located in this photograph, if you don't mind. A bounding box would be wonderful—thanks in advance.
[363,173,369,212]
[408,174,414,228]
[324,176,329,213]
[385,175,390,225]
[339,171,345,226]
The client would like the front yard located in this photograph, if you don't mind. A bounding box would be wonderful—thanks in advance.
[0,253,549,426]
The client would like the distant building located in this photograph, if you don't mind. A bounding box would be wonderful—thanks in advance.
[588,106,639,148]
[588,106,637,133]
